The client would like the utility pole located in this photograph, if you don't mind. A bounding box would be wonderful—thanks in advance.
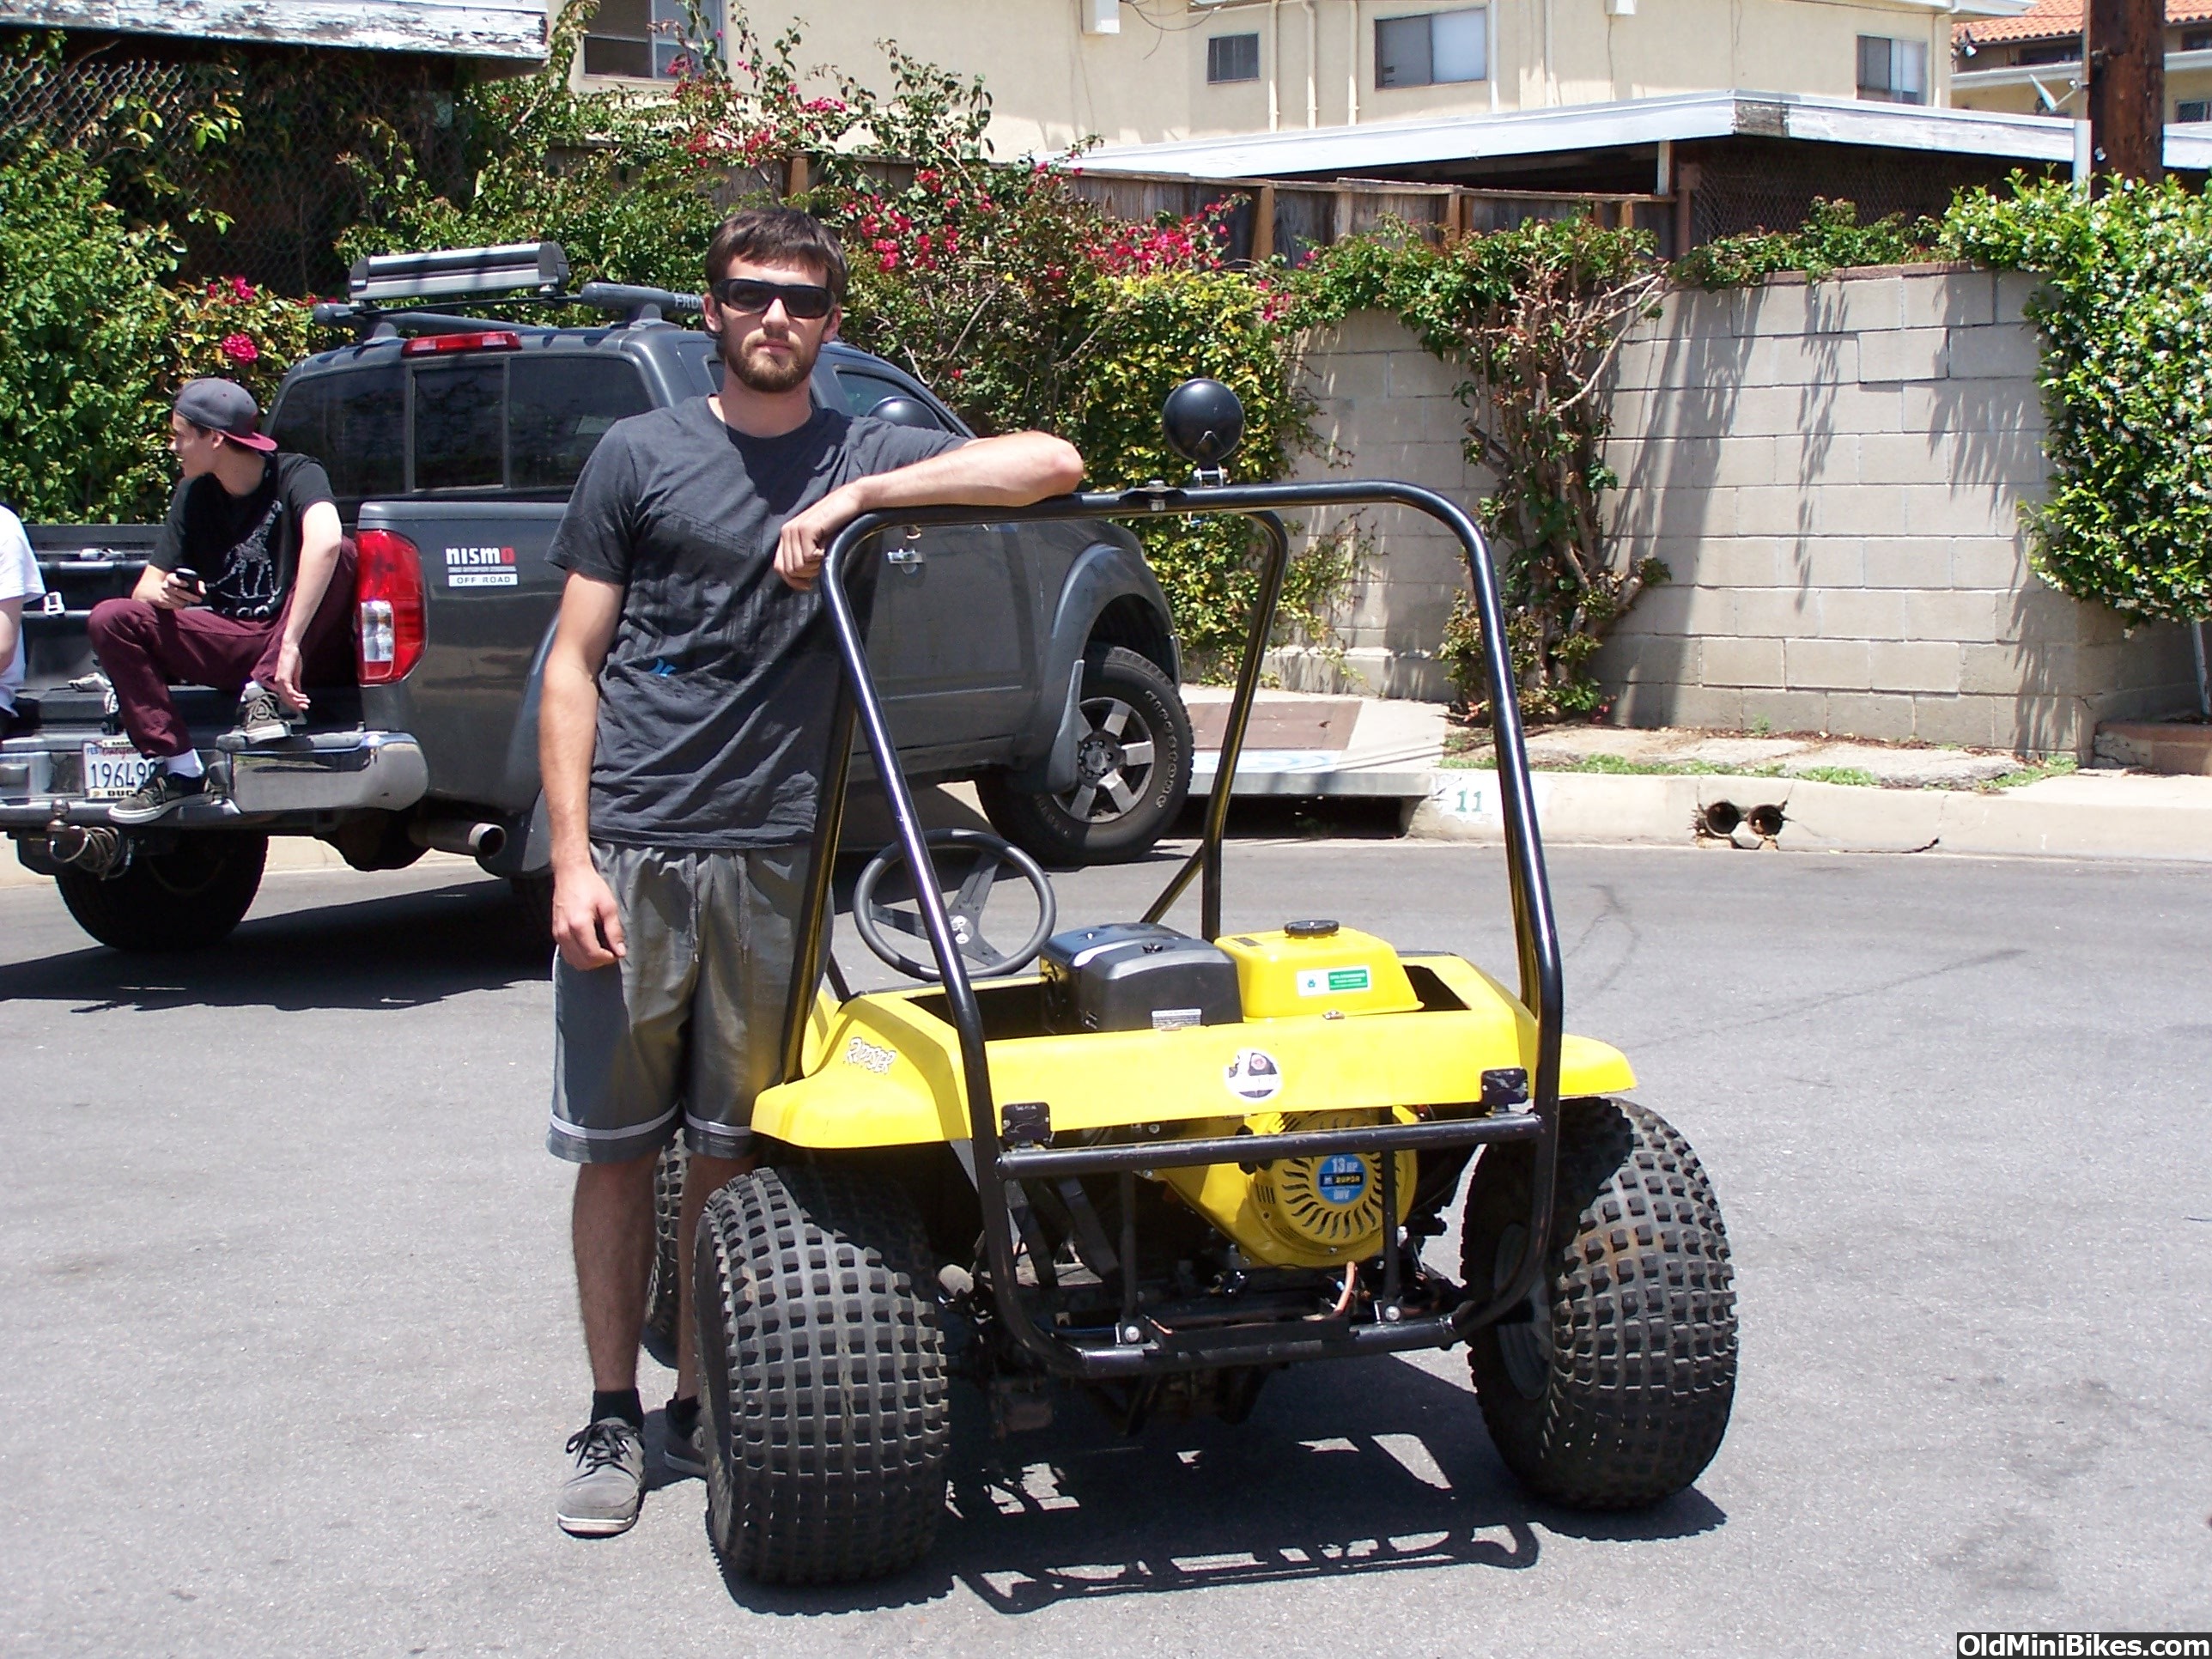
[2085,0,2166,187]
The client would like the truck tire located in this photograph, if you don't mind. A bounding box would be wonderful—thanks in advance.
[977,645,1193,866]
[54,833,268,952]
[694,1164,949,1585]
[640,1140,687,1369]
[1462,1097,1736,1509]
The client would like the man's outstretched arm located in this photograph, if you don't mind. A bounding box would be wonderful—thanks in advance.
[774,430,1084,592]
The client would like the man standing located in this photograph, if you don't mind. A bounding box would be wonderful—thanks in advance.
[541,207,1082,1538]
[88,379,352,825]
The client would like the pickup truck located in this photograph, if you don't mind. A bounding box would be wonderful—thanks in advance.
[1,247,1193,952]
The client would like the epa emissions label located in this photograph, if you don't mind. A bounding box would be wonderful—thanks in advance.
[1297,965,1371,997]
[444,545,519,588]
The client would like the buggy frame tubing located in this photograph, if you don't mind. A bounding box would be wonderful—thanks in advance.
[798,479,1564,1381]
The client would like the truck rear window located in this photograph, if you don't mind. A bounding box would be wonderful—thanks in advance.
[268,365,405,501]
[267,353,651,501]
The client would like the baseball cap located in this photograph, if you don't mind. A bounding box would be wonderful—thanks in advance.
[173,378,277,453]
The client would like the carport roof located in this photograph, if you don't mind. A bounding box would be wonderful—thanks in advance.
[1073,89,2212,180]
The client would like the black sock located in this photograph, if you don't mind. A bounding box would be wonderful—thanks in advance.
[665,1394,700,1438]
[591,1388,643,1430]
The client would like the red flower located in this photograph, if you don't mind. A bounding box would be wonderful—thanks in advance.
[228,276,255,301]
[219,333,259,363]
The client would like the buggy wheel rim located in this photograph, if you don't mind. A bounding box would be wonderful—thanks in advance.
[1492,1223,1552,1400]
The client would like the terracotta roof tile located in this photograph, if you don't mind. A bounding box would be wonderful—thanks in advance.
[1957,0,2212,46]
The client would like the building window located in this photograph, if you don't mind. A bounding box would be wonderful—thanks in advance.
[2182,27,2212,51]
[2014,39,2081,66]
[582,0,723,80]
[2179,100,2211,123]
[1857,35,1929,105]
[1376,9,1488,88]
[1208,33,1261,83]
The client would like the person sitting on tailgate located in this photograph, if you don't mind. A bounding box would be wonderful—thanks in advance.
[88,379,354,825]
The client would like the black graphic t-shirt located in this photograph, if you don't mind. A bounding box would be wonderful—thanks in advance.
[152,453,335,621]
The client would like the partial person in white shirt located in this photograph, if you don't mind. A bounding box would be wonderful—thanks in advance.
[0,505,47,741]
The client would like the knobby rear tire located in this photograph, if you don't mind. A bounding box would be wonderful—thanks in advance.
[1462,1097,1737,1508]
[693,1164,949,1584]
[640,1140,687,1369]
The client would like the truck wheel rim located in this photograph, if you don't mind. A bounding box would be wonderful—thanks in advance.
[1058,696,1156,823]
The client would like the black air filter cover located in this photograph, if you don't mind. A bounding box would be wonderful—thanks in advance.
[1039,921,1243,1035]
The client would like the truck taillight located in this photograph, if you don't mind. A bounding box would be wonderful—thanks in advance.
[354,529,424,684]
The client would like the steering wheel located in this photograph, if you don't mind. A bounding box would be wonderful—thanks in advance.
[852,828,1057,981]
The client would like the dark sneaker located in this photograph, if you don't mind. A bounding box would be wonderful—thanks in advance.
[662,1408,705,1480]
[106,769,205,825]
[556,1418,646,1538]
[234,688,299,744]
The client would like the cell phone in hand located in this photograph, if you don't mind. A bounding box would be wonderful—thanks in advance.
[171,566,206,596]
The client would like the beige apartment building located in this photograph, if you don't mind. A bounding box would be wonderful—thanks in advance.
[568,0,2020,155]
[1949,0,2212,125]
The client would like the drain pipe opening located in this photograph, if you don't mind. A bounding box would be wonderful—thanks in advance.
[1698,800,1741,838]
[1746,804,1787,840]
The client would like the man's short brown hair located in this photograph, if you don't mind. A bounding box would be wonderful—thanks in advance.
[705,208,848,307]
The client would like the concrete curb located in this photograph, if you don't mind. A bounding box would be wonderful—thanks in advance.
[1412,769,2212,862]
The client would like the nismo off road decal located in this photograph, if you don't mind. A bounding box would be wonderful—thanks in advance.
[445,545,518,588]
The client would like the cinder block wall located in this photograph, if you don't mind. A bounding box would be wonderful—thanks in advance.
[1286,267,2200,753]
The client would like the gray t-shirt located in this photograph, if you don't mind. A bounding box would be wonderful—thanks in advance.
[547,396,963,850]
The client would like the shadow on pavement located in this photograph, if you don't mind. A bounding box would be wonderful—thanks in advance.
[0,875,550,1012]
[720,1352,1725,1617]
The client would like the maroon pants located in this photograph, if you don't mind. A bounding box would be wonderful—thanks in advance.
[88,543,357,759]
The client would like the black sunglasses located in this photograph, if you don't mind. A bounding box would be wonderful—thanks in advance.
[710,276,836,319]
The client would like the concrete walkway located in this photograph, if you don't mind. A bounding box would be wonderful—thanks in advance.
[1188,690,2212,863]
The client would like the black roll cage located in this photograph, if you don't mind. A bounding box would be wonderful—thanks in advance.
[783,478,1565,1380]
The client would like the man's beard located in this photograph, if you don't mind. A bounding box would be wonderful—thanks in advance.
[719,324,818,394]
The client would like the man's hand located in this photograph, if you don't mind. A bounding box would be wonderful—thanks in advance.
[551,861,628,970]
[774,483,860,592]
[267,639,308,714]
[149,569,204,611]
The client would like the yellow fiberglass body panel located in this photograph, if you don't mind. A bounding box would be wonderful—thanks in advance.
[750,954,1638,1151]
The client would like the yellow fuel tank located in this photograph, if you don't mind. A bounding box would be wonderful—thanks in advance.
[1217,923,1421,1020]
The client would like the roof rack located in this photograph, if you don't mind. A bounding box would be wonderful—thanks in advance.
[310,241,705,341]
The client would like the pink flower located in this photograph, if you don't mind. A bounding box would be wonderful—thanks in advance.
[219,333,258,363]
[228,276,254,301]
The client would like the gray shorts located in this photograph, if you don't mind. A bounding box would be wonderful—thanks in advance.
[548,842,810,1164]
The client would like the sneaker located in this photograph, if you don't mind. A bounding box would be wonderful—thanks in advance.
[106,769,205,825]
[662,1405,706,1479]
[556,1418,646,1538]
[234,688,299,744]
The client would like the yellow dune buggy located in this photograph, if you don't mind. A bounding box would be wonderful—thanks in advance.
[678,381,1738,1585]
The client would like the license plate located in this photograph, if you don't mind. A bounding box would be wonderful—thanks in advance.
[82,739,157,800]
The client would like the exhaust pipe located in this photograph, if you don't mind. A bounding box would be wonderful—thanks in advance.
[47,823,131,878]
[409,818,507,861]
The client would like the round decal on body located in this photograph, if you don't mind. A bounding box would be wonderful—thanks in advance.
[1224,1048,1284,1103]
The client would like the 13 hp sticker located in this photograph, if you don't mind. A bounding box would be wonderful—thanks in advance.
[445,545,518,587]
[1297,965,1371,997]
[1224,1048,1284,1103]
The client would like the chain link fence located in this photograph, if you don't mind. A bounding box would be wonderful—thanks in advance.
[1,37,471,296]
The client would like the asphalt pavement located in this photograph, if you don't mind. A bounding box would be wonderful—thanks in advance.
[3,839,2208,1656]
